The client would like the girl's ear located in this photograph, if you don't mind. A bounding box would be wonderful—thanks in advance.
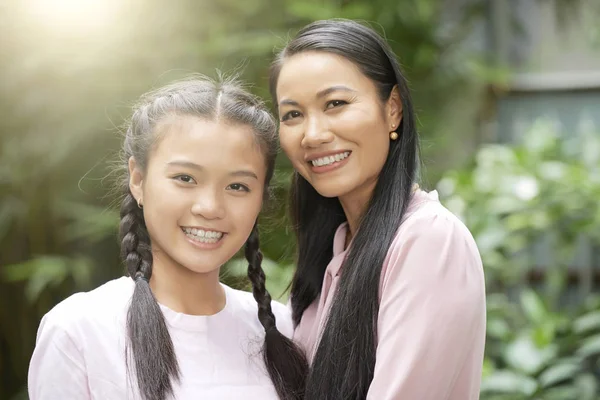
[128,157,144,204]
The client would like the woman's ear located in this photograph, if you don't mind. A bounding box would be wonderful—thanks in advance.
[386,85,403,129]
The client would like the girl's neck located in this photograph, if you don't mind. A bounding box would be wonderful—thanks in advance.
[148,252,226,316]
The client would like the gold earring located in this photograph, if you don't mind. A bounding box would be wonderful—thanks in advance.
[390,131,399,140]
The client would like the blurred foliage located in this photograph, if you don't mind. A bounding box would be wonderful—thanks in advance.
[437,123,600,399]
[480,290,600,400]
[0,0,598,398]
[438,120,600,302]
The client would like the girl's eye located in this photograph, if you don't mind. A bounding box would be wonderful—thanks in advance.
[281,110,302,122]
[326,100,348,109]
[174,175,196,184]
[227,183,250,192]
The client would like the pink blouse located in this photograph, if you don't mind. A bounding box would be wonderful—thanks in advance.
[293,189,486,400]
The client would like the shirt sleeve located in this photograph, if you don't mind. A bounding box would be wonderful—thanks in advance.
[366,213,486,400]
[28,312,91,399]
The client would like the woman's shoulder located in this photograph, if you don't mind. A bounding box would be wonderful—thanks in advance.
[400,189,476,246]
[382,189,483,286]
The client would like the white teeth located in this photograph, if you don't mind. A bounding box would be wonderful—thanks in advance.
[182,228,223,243]
[311,151,350,167]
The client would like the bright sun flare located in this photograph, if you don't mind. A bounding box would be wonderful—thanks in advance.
[25,0,118,34]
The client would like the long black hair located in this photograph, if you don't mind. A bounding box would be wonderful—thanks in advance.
[270,19,420,399]
[119,76,307,400]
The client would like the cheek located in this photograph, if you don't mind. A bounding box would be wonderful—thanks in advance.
[228,196,262,230]
[143,180,181,213]
[352,118,390,164]
[279,131,309,174]
[279,128,301,156]
[366,134,390,171]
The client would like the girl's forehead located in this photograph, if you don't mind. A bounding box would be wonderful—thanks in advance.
[149,115,267,172]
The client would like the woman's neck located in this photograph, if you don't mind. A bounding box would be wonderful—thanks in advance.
[338,185,374,241]
[341,183,420,248]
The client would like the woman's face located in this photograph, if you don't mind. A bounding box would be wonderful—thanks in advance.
[275,51,401,207]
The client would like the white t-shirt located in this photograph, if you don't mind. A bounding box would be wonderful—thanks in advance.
[28,277,293,399]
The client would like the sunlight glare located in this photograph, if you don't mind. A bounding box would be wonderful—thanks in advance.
[26,0,119,35]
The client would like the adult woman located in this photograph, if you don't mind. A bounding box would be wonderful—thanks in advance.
[270,19,486,400]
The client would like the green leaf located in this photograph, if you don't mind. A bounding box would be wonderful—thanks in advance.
[520,289,548,325]
[475,225,508,253]
[487,317,511,340]
[480,370,538,395]
[522,118,559,155]
[574,373,598,400]
[532,322,556,347]
[503,334,558,375]
[576,334,600,358]
[2,256,93,302]
[538,363,580,388]
[222,257,293,300]
[488,195,526,214]
[538,161,568,181]
[482,357,495,378]
[541,384,583,400]
[573,311,600,334]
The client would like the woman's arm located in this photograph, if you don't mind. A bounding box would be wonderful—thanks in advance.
[367,213,486,400]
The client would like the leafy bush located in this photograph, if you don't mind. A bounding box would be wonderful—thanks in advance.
[437,120,600,399]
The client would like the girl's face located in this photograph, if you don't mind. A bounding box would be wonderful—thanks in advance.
[275,51,401,207]
[129,115,266,277]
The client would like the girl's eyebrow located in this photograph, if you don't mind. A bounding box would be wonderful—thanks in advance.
[166,161,258,180]
[230,170,258,180]
[166,160,202,171]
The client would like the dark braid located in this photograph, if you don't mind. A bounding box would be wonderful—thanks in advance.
[245,224,308,400]
[119,188,180,400]
[245,224,276,331]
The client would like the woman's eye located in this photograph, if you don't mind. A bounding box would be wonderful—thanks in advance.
[326,100,348,109]
[174,175,196,184]
[227,183,250,192]
[281,110,301,122]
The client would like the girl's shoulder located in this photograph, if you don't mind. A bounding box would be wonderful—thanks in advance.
[39,277,133,337]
